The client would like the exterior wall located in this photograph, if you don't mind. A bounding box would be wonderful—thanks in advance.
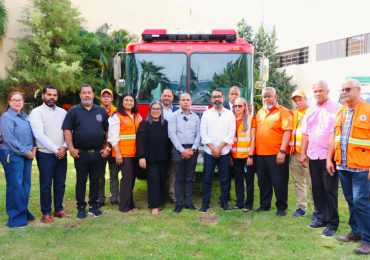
[278,49,370,103]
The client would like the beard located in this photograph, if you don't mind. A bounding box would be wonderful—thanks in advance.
[212,100,223,108]
[44,100,56,107]
[81,99,93,106]
[263,102,276,110]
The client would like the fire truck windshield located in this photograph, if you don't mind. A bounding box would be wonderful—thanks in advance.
[190,53,252,104]
[126,52,252,105]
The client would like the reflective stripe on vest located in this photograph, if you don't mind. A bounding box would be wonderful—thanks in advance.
[290,109,306,153]
[119,134,136,140]
[348,137,370,147]
[231,147,250,152]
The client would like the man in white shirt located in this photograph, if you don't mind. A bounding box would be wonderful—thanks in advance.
[200,88,236,212]
[29,85,69,224]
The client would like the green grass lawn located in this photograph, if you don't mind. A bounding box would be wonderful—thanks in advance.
[0,157,365,259]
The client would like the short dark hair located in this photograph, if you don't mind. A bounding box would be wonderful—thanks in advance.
[212,88,224,96]
[80,84,94,93]
[42,85,57,94]
[116,93,138,115]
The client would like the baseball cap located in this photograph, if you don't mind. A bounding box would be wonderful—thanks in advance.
[291,89,306,99]
[100,88,113,96]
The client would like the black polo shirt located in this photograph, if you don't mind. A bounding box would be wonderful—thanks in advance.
[62,104,108,149]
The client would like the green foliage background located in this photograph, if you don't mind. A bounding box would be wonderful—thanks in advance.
[237,19,296,110]
[0,0,7,38]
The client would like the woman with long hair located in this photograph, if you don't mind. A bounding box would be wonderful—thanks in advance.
[231,97,256,212]
[136,101,171,215]
[107,93,141,212]
[0,91,36,228]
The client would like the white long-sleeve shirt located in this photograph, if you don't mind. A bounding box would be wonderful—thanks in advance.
[29,103,67,154]
[200,107,236,155]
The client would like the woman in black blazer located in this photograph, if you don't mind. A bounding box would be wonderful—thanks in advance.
[136,101,171,215]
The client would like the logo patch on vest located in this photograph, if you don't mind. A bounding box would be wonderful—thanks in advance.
[96,114,103,122]
[359,114,367,121]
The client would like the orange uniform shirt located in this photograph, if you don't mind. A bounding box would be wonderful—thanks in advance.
[101,104,117,117]
[255,104,293,155]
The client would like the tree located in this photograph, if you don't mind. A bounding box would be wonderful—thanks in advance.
[0,0,8,38]
[80,23,136,94]
[237,20,296,109]
[237,18,253,44]
[6,0,84,96]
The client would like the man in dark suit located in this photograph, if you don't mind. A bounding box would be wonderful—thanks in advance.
[224,86,240,111]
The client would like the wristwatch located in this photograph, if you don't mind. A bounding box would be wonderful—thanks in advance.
[279,149,286,154]
[248,155,253,159]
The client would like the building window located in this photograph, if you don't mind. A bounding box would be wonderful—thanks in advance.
[316,39,347,61]
[278,47,309,67]
[347,34,366,56]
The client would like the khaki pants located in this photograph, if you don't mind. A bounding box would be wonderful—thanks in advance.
[289,152,315,211]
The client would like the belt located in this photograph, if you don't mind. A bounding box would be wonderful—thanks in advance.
[182,144,193,149]
[78,148,101,153]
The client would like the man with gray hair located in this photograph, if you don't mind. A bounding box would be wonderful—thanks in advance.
[327,79,370,254]
[224,86,240,111]
[255,87,293,216]
[300,80,341,237]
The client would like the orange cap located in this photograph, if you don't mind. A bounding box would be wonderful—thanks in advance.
[291,89,306,99]
[100,88,113,96]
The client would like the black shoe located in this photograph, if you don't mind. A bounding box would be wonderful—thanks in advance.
[234,203,244,209]
[76,208,87,219]
[199,204,209,213]
[97,202,105,208]
[185,203,196,210]
[255,207,270,212]
[276,210,287,216]
[174,205,183,213]
[307,221,326,228]
[110,201,119,206]
[221,203,231,212]
[321,227,337,237]
[88,207,103,217]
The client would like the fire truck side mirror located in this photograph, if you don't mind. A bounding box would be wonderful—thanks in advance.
[113,55,122,81]
[255,80,265,89]
[259,57,269,82]
[116,79,126,96]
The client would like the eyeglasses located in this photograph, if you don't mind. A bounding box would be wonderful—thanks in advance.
[10,99,23,103]
[234,105,244,108]
[340,87,358,93]
[211,95,222,99]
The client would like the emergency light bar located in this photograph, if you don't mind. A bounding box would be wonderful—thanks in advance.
[141,29,237,43]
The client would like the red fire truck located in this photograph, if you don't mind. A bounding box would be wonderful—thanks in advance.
[114,29,255,118]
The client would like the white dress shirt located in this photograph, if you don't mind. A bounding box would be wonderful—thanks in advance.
[107,114,120,146]
[200,107,236,155]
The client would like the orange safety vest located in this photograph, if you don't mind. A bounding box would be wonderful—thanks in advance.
[101,104,117,117]
[334,100,370,169]
[232,119,251,159]
[111,112,140,158]
[289,108,307,154]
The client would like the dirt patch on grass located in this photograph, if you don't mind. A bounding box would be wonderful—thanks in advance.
[198,213,218,224]
[64,221,83,228]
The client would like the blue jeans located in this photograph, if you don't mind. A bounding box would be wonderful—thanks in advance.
[202,153,231,205]
[338,170,370,244]
[0,149,32,228]
[36,151,67,215]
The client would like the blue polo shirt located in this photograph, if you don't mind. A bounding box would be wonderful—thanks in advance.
[62,104,108,149]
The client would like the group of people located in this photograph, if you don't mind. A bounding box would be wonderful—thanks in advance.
[0,79,369,255]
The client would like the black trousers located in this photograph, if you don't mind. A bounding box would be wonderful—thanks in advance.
[119,157,136,212]
[232,157,255,209]
[309,159,339,229]
[256,155,289,211]
[174,151,198,206]
[74,150,104,209]
[147,161,168,208]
